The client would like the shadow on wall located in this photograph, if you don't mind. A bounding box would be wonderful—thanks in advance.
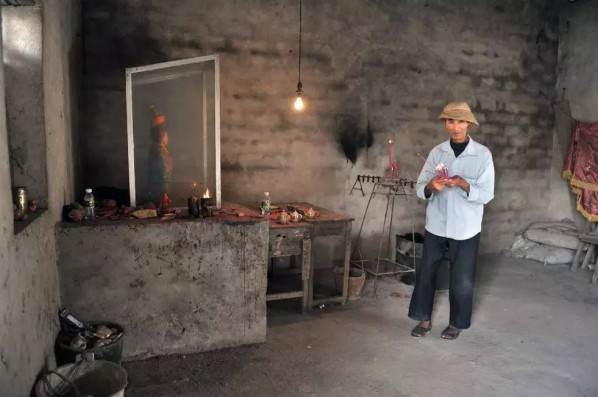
[336,112,374,164]
[81,0,171,187]
[82,1,172,79]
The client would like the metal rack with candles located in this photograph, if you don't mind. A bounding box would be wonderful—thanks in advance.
[350,178,417,296]
[351,140,418,296]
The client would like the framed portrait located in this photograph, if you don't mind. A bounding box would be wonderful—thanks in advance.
[125,55,221,208]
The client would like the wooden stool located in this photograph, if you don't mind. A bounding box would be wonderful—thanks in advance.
[572,221,595,271]
[572,221,598,283]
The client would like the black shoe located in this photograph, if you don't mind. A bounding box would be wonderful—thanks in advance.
[441,325,461,340]
[411,323,432,337]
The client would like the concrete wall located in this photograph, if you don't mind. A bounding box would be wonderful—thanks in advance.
[57,218,269,360]
[0,1,80,395]
[2,6,47,207]
[80,0,561,253]
[557,0,598,123]
[545,0,598,227]
[543,0,598,227]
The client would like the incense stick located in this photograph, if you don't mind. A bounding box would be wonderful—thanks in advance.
[416,153,436,168]
[416,153,440,178]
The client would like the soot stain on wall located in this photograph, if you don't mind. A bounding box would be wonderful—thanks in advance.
[336,113,374,164]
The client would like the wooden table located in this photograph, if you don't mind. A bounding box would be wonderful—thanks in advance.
[267,220,312,313]
[293,202,354,307]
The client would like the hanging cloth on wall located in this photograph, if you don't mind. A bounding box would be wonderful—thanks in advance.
[563,121,598,221]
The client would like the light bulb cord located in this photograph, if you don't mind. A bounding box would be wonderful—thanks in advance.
[297,0,302,90]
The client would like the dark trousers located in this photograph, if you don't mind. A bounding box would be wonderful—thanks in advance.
[408,230,480,329]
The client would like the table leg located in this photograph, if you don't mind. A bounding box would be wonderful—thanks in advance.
[302,237,312,313]
[342,221,352,304]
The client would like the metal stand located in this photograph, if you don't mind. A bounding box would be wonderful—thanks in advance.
[350,175,382,196]
[351,179,416,296]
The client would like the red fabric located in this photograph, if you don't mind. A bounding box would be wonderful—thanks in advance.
[578,190,598,221]
[563,121,598,221]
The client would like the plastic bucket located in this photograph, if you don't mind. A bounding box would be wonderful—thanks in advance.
[55,321,125,366]
[334,267,366,300]
[36,359,127,397]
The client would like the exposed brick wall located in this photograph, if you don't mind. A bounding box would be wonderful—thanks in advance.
[81,0,559,252]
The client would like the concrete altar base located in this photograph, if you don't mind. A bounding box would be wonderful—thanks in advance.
[57,215,268,359]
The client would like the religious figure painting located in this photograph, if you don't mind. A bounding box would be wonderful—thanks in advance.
[148,105,173,199]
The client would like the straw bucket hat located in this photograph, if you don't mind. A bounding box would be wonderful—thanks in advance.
[438,102,479,126]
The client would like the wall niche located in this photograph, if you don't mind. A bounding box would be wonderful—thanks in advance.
[2,5,48,233]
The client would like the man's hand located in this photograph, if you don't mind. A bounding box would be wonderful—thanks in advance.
[446,175,470,193]
[426,177,449,192]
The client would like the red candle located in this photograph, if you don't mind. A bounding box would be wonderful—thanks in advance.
[388,140,393,167]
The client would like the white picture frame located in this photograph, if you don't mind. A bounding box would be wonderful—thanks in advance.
[125,55,221,208]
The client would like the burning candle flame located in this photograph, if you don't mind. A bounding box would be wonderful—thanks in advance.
[203,188,210,199]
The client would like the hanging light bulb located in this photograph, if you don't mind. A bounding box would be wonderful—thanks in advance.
[294,82,304,111]
[293,0,304,111]
[294,96,304,111]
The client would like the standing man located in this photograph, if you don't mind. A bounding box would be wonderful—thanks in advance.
[408,102,495,340]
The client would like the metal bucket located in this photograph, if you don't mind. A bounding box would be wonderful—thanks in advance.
[36,359,127,397]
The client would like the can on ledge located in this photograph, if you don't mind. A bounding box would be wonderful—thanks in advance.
[14,187,27,213]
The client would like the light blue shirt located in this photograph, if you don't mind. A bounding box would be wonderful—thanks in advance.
[416,137,495,240]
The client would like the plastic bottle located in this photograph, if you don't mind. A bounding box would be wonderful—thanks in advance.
[58,308,93,332]
[261,192,271,216]
[83,188,95,220]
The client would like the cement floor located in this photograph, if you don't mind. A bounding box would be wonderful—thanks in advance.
[123,254,598,397]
